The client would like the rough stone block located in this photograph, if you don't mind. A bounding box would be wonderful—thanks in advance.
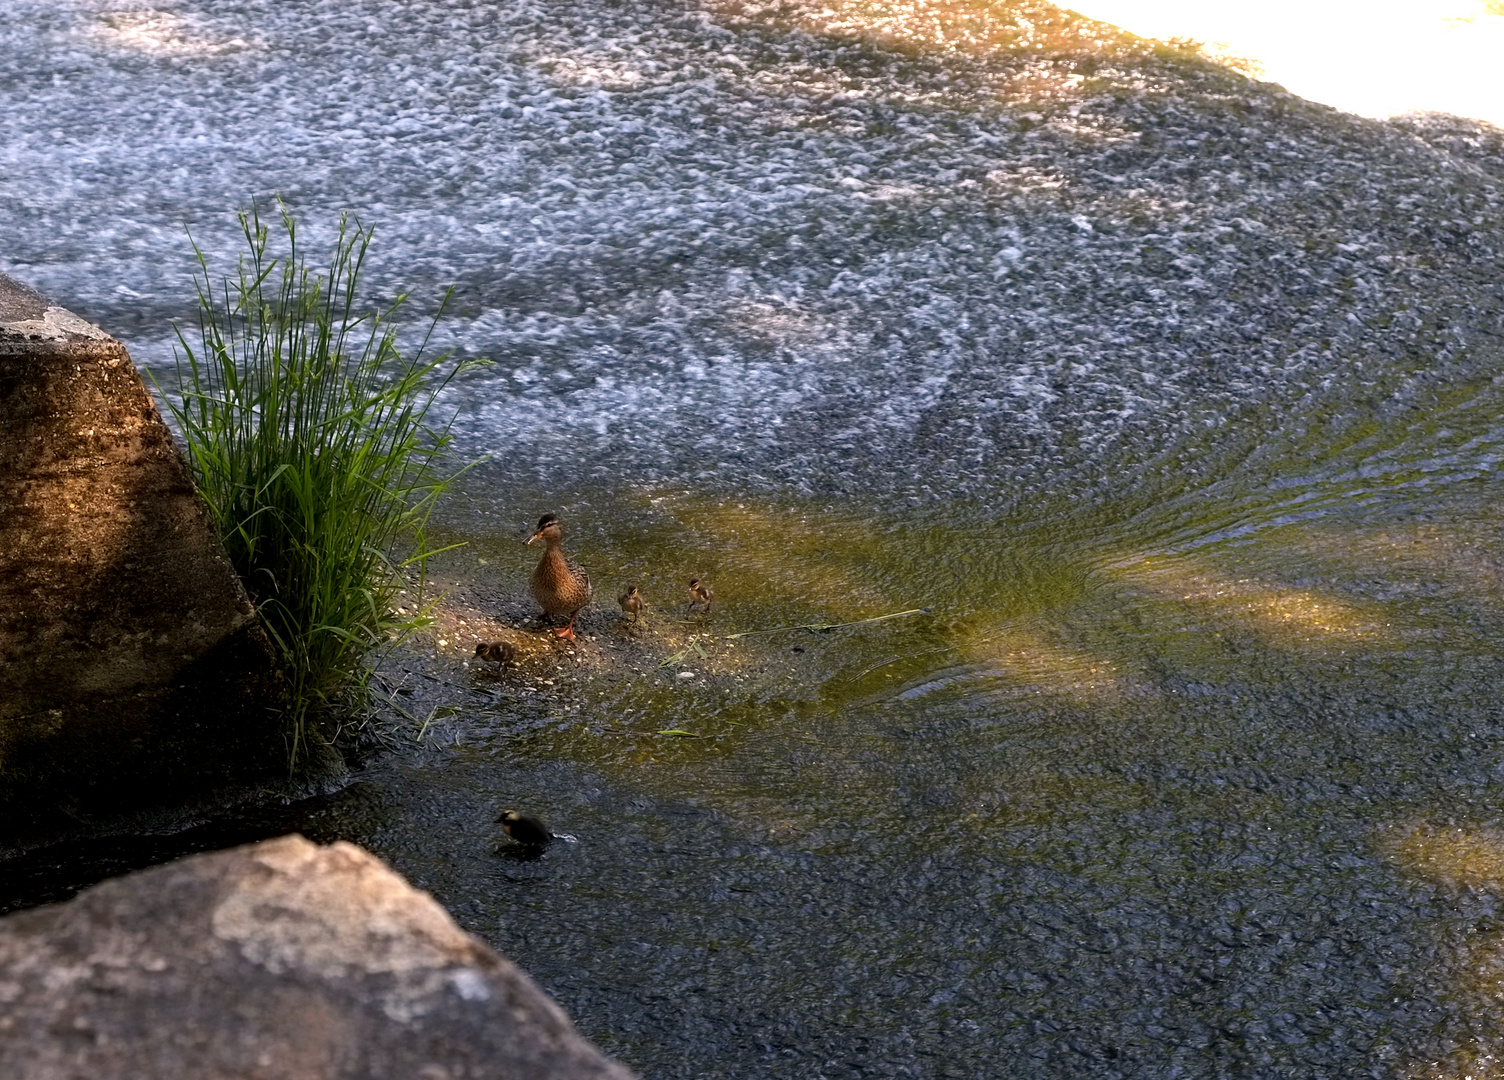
[0,834,637,1079]
[0,273,287,833]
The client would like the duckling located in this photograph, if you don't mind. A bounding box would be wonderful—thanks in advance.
[526,513,592,641]
[474,640,516,667]
[497,809,554,847]
[687,578,713,616]
[619,585,644,621]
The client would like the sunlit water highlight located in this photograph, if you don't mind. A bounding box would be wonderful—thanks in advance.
[1069,0,1504,127]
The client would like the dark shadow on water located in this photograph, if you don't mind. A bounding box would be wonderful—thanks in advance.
[0,782,393,917]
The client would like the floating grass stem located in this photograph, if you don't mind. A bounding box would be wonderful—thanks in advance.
[160,200,478,769]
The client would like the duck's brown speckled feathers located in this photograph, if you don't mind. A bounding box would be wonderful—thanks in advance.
[687,577,713,615]
[475,640,516,666]
[619,585,644,621]
[527,513,592,640]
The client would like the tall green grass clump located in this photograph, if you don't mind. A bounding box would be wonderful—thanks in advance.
[165,202,469,766]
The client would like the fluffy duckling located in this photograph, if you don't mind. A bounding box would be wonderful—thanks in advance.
[474,640,516,667]
[526,513,592,641]
[497,809,554,847]
[619,585,644,621]
[687,578,713,616]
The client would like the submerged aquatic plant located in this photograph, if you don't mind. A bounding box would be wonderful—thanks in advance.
[163,201,472,766]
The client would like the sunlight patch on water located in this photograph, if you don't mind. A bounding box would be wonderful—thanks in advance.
[1107,552,1397,647]
[1389,820,1504,893]
[993,61,1089,104]
[640,497,900,619]
[722,301,831,351]
[967,621,1144,701]
[534,54,650,92]
[91,8,256,56]
[1387,820,1504,1080]
[713,0,1143,58]
[1068,0,1504,127]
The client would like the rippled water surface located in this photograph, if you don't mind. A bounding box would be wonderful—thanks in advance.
[5,0,1504,1077]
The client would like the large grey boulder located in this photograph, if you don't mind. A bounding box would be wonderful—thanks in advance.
[0,272,288,837]
[0,834,636,1079]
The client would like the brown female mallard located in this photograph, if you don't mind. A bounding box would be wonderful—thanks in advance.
[527,513,592,640]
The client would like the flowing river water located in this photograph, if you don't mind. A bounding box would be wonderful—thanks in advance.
[5,1,1504,1077]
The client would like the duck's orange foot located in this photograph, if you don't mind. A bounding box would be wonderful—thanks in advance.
[553,625,577,641]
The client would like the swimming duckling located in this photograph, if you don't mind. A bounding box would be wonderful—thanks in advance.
[619,585,644,621]
[687,578,713,616]
[497,809,554,847]
[526,513,592,641]
[474,640,516,667]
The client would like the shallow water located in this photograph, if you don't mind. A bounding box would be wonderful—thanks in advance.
[6,0,1504,1077]
[384,443,1504,1078]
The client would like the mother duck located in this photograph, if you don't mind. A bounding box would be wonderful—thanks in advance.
[526,513,592,641]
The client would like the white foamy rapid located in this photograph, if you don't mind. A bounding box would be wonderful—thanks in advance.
[3,0,1501,501]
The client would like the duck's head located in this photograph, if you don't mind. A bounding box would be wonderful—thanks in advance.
[527,514,563,545]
